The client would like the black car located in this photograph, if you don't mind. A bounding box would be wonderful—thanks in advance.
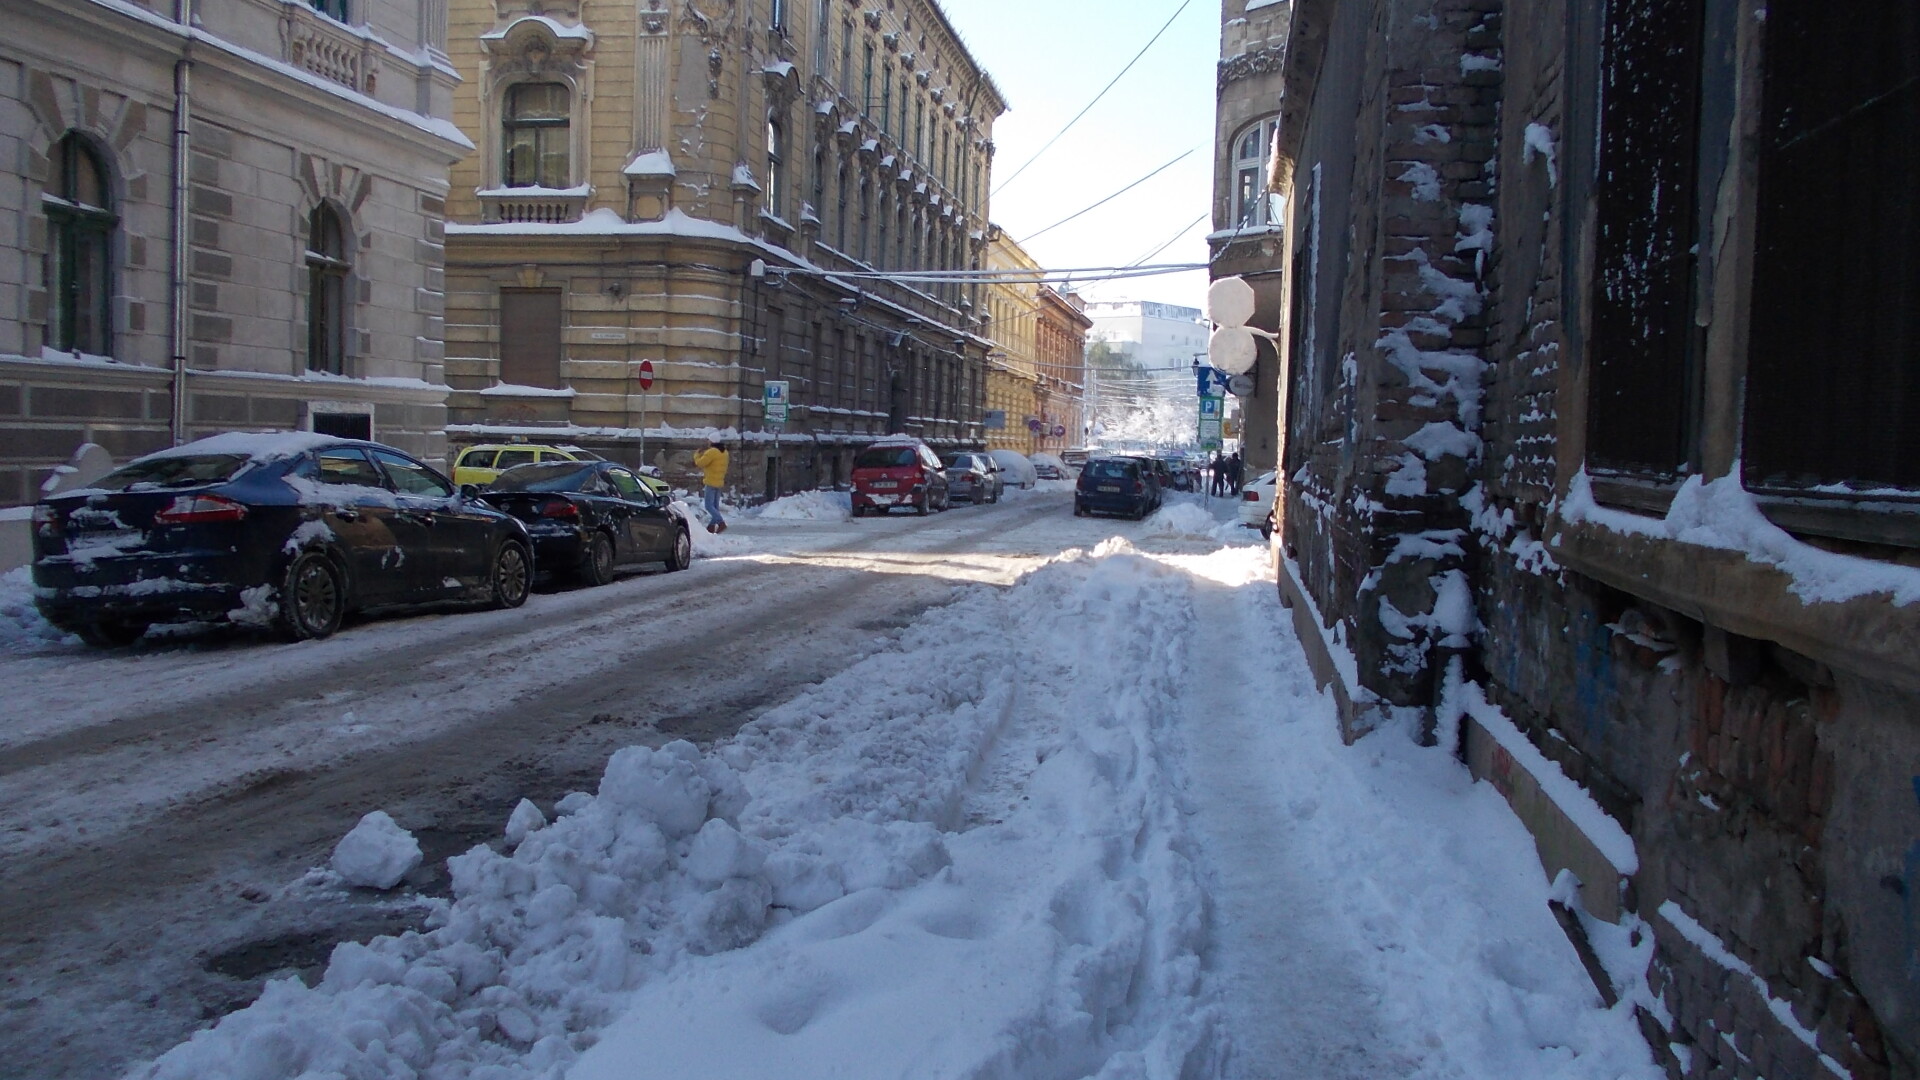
[31,433,534,646]
[1074,457,1163,520]
[479,460,692,585]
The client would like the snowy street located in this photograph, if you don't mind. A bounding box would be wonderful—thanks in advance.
[2,487,1658,1080]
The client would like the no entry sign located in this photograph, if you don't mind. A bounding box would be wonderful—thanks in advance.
[637,360,655,390]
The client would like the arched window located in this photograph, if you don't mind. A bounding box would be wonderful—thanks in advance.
[836,163,850,251]
[45,134,114,355]
[503,83,571,188]
[1233,117,1280,227]
[857,174,871,262]
[306,204,350,373]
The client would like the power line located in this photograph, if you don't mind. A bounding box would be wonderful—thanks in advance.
[1016,148,1195,246]
[991,0,1198,197]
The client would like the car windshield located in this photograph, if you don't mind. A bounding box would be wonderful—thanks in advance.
[1085,460,1135,480]
[944,456,976,470]
[489,462,599,491]
[87,454,252,492]
[855,447,917,468]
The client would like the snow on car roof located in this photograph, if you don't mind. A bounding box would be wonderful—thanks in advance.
[138,431,346,463]
[862,435,925,447]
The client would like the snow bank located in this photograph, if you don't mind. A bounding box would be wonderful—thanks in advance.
[0,567,73,651]
[1142,502,1219,537]
[752,489,851,522]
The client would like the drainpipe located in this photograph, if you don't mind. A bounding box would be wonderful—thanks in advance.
[167,0,194,445]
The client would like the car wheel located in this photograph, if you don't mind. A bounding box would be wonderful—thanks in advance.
[916,490,929,516]
[75,619,149,648]
[489,541,532,609]
[581,531,616,587]
[280,551,345,641]
[666,527,692,571]
[1073,503,1086,518]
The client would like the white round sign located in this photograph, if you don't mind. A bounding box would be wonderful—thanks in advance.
[1208,325,1258,375]
[1207,276,1258,328]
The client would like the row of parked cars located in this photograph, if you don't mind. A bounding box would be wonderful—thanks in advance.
[1073,451,1279,534]
[848,439,1062,517]
[29,433,694,647]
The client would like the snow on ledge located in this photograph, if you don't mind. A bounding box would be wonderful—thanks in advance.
[1560,467,1920,607]
[624,149,676,177]
[481,14,592,41]
[1657,900,1853,1079]
[1453,679,1638,876]
[477,383,577,398]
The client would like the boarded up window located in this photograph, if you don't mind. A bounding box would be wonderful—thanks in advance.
[499,288,563,389]
[1586,0,1706,478]
[1744,4,1919,496]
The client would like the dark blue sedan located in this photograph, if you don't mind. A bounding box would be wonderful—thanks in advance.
[31,432,533,646]
[1073,456,1162,520]
[479,460,692,586]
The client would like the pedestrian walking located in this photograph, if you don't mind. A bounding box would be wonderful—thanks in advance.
[693,438,730,533]
[1227,451,1244,494]
[1210,450,1226,497]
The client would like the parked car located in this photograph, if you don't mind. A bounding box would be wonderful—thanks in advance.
[942,452,1003,504]
[987,449,1038,489]
[451,442,601,488]
[1074,456,1162,520]
[1029,452,1068,480]
[1060,448,1091,469]
[31,432,533,646]
[851,439,950,516]
[480,460,691,585]
[1240,470,1280,538]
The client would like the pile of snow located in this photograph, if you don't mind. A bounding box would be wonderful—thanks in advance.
[753,489,851,522]
[1142,502,1220,537]
[128,538,1657,1080]
[666,500,753,558]
[0,567,72,651]
[329,811,423,890]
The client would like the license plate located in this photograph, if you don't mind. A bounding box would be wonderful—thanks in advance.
[870,481,897,489]
[1099,485,1120,492]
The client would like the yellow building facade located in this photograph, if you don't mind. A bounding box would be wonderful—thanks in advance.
[442,0,1004,495]
[983,227,1039,453]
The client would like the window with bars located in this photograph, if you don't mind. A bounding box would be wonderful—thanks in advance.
[44,134,114,356]
[1585,0,1705,480]
[503,83,571,189]
[306,204,349,374]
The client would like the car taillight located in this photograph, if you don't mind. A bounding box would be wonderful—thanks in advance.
[1244,490,1260,501]
[154,494,248,524]
[31,504,63,536]
[539,497,579,519]
[1133,480,1145,494]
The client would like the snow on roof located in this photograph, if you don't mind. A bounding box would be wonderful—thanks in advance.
[624,149,677,177]
[140,430,344,463]
[731,163,761,191]
[838,120,859,135]
[815,99,837,115]
[762,60,795,77]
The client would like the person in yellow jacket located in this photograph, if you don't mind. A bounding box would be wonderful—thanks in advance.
[693,438,730,533]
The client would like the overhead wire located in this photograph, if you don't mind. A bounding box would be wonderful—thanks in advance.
[990,0,1198,196]
[1015,147,1195,245]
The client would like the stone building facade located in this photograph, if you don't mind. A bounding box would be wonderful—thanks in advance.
[1266,0,1919,1077]
[0,0,468,507]
[441,0,1003,497]
[1032,285,1089,454]
[982,224,1039,454]
[1207,0,1290,475]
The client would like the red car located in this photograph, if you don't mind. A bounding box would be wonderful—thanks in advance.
[851,439,950,516]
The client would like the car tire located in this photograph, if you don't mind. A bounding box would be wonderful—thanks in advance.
[279,551,345,641]
[916,490,929,516]
[75,619,149,648]
[488,541,532,609]
[580,531,616,587]
[666,527,692,572]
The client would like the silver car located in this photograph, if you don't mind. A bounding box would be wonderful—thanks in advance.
[941,452,1004,504]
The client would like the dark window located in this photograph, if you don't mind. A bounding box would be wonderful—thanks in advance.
[767,117,786,215]
[863,43,875,114]
[499,288,564,388]
[503,83,570,189]
[311,412,371,440]
[91,455,249,492]
[457,448,498,471]
[842,21,855,96]
[1744,3,1919,501]
[306,204,350,373]
[309,0,348,21]
[1585,0,1706,479]
[45,134,114,355]
[853,446,915,468]
[770,0,786,31]
[494,448,539,470]
[607,468,649,501]
[309,447,387,487]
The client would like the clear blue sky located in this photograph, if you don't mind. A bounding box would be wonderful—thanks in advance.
[939,0,1219,309]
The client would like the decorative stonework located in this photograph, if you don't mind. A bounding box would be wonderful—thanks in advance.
[1217,44,1286,94]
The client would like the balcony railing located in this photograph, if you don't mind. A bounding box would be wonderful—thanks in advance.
[476,186,592,224]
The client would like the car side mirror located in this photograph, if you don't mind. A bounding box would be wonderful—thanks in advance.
[460,483,480,500]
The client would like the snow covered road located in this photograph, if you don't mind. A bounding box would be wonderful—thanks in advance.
[2,488,1659,1079]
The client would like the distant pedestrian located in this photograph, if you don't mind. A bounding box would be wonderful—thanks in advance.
[693,438,730,533]
[1227,451,1244,494]
[1210,451,1226,497]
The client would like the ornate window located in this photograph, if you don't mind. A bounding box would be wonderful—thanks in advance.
[306,204,350,374]
[45,134,114,356]
[1232,118,1280,227]
[766,117,786,216]
[502,83,571,188]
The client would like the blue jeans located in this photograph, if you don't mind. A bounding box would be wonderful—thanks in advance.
[702,485,725,528]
